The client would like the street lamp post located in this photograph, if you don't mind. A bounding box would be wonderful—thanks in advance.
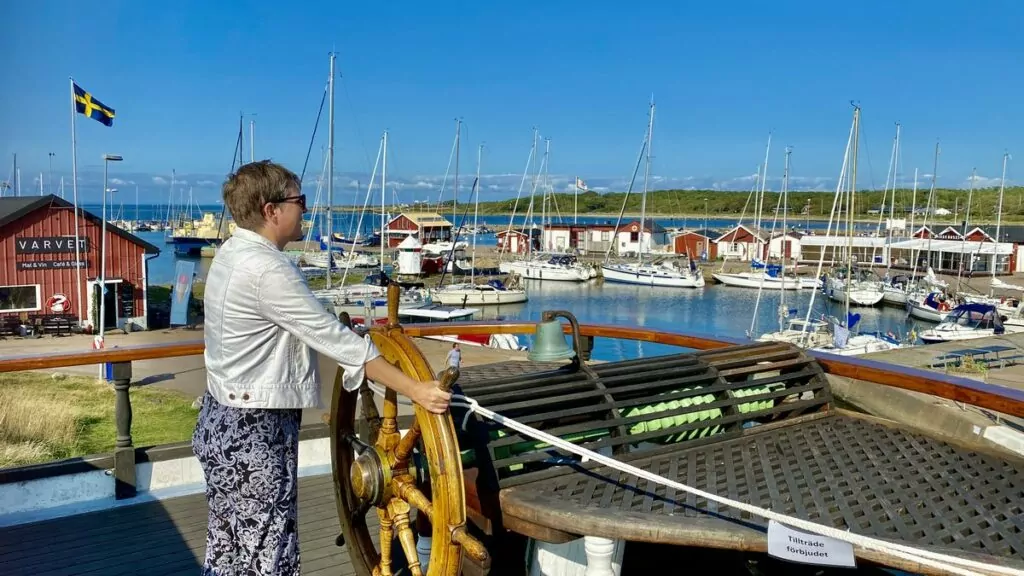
[99,154,123,345]
[48,152,55,196]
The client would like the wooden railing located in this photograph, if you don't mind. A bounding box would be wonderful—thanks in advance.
[1,321,1022,498]
[2,321,1023,416]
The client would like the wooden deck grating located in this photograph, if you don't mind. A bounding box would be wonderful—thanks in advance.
[0,473,371,575]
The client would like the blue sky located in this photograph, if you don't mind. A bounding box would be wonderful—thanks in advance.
[1,0,1020,205]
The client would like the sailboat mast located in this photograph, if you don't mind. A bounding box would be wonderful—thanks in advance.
[925,142,939,275]
[957,168,976,288]
[845,105,860,320]
[639,98,654,264]
[451,121,461,285]
[527,128,538,257]
[963,168,976,237]
[885,123,901,275]
[453,119,461,231]
[239,114,244,168]
[781,146,791,318]
[542,138,550,241]
[472,143,483,284]
[381,130,387,273]
[992,152,1009,291]
[756,133,772,237]
[326,52,335,289]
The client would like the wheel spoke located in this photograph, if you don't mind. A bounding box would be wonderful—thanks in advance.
[392,421,421,466]
[359,381,382,443]
[380,387,398,437]
[452,525,491,564]
[377,507,394,576]
[393,475,433,521]
[389,499,423,576]
[393,367,460,465]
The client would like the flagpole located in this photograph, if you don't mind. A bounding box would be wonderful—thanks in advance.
[574,176,578,225]
[70,76,84,327]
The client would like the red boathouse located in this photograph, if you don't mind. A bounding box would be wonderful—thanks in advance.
[0,195,160,332]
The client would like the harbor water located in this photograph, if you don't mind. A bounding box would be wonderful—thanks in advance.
[119,206,915,362]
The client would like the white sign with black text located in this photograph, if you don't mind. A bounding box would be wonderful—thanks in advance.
[767,520,857,568]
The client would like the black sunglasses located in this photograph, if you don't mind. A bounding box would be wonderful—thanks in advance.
[271,194,306,212]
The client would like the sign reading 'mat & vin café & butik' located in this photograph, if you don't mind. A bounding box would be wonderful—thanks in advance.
[15,237,90,254]
[16,260,88,271]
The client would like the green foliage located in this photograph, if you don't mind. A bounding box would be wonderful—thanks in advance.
[451,186,1024,222]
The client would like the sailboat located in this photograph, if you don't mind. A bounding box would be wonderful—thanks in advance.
[874,123,915,307]
[309,54,390,312]
[919,153,1024,342]
[756,149,832,344]
[823,107,885,307]
[712,138,815,290]
[760,106,903,356]
[601,98,704,288]
[499,133,597,282]
[958,153,1019,315]
[432,142,528,306]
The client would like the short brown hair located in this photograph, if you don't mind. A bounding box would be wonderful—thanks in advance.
[222,160,301,230]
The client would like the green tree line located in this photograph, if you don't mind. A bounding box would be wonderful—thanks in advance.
[449,187,1024,221]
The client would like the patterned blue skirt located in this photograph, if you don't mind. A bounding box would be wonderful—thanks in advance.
[192,393,302,575]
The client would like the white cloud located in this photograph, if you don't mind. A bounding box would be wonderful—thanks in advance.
[152,176,168,185]
[197,179,218,186]
[965,175,1004,188]
[110,178,127,185]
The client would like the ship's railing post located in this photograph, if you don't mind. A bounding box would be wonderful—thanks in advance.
[105,361,135,499]
[579,334,595,362]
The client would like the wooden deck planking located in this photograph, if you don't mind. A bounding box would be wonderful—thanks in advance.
[0,473,374,575]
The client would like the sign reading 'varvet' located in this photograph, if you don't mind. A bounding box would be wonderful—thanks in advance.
[14,237,90,254]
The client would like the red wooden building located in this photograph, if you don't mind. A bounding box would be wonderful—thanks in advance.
[714,224,768,261]
[672,230,718,260]
[0,195,159,331]
[495,229,540,254]
[912,225,933,239]
[383,212,453,248]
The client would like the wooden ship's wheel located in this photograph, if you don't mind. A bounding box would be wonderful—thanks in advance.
[329,287,489,576]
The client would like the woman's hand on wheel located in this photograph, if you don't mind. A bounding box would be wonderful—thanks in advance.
[412,381,451,414]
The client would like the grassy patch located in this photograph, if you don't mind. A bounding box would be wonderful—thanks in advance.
[0,373,199,468]
[947,355,989,376]
[307,272,368,291]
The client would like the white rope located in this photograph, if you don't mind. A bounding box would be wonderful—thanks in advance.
[449,393,1022,576]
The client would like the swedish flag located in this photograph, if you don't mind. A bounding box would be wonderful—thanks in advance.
[73,83,115,127]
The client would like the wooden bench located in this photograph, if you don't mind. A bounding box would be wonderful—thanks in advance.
[933,345,1024,371]
[451,342,1024,574]
[0,315,20,339]
[32,314,76,337]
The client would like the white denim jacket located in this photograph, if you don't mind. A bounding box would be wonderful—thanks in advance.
[203,227,380,409]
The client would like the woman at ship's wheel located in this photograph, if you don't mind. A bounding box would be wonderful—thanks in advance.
[193,160,450,576]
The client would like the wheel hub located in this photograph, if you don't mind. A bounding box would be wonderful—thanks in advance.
[349,439,391,506]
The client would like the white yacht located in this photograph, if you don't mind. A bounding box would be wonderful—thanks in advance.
[602,258,705,288]
[919,303,1024,343]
